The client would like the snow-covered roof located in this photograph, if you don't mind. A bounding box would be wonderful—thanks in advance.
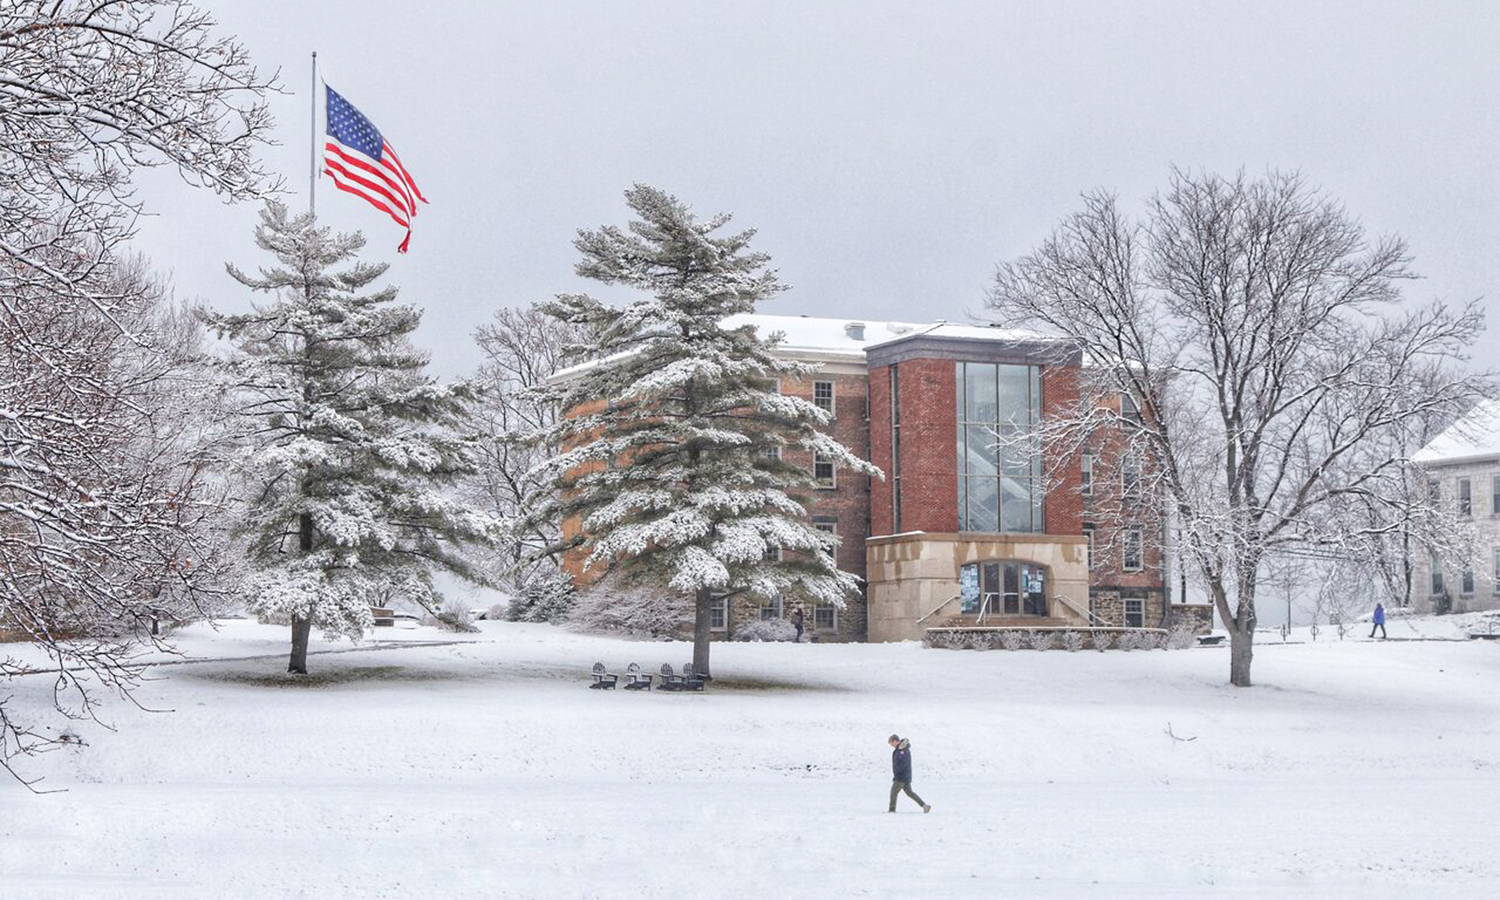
[723,314,928,359]
[1413,400,1500,466]
[549,314,1064,383]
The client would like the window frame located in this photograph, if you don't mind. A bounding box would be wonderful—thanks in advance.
[813,453,837,489]
[1460,478,1472,517]
[813,603,837,631]
[1080,453,1095,496]
[813,379,835,418]
[759,595,784,621]
[709,596,728,632]
[1430,554,1444,596]
[1123,596,1145,628]
[1122,527,1144,572]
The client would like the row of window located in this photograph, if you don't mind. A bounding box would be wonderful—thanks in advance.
[706,596,840,631]
[1429,549,1500,597]
[1082,523,1144,572]
[1428,474,1500,518]
[1080,452,1143,499]
[710,517,843,631]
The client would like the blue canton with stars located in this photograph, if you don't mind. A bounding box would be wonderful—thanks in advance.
[326,86,384,159]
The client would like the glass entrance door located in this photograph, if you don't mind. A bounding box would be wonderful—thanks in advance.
[960,561,1050,618]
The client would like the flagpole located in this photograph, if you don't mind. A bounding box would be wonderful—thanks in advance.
[309,51,318,216]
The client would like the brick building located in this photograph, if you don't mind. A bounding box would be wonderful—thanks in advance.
[559,313,1199,641]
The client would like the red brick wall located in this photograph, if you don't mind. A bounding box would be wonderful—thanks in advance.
[1041,365,1084,535]
[869,364,893,536]
[779,372,871,588]
[901,359,960,533]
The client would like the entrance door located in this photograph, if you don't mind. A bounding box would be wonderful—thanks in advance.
[1002,563,1021,614]
[981,562,1001,617]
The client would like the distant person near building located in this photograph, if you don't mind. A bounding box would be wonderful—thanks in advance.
[793,605,805,642]
[887,735,931,813]
[1370,603,1387,640]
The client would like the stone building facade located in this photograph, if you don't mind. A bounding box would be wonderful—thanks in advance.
[1411,401,1500,614]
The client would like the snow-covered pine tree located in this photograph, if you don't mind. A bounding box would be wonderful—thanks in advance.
[522,185,879,678]
[204,204,503,674]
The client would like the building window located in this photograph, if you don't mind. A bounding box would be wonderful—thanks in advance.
[764,545,783,563]
[813,454,836,488]
[812,516,837,539]
[710,596,728,631]
[1460,478,1472,517]
[1123,527,1143,572]
[1430,554,1444,595]
[1121,453,1142,501]
[1462,567,1476,595]
[956,361,1043,533]
[1493,476,1500,516]
[1428,477,1441,504]
[1123,596,1145,628]
[1080,453,1095,496]
[890,366,901,531]
[1492,548,1500,594]
[1082,524,1095,567]
[759,596,783,621]
[1121,391,1142,421]
[814,603,837,630]
[814,380,835,417]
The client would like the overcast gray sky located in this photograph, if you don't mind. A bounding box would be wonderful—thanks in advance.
[133,0,1500,379]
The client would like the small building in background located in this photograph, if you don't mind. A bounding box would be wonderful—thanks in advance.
[1412,400,1500,614]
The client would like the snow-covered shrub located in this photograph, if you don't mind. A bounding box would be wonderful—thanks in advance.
[425,597,479,633]
[1060,631,1085,652]
[1166,618,1199,649]
[972,632,1000,651]
[734,618,798,642]
[1027,630,1054,651]
[1090,630,1113,651]
[1117,631,1144,651]
[505,571,576,624]
[999,630,1025,651]
[481,603,507,621]
[566,576,692,640]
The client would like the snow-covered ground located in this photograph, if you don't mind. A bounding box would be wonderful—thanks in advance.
[4,617,1499,899]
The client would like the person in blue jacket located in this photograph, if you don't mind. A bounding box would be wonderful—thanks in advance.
[1370,603,1387,639]
[887,734,931,813]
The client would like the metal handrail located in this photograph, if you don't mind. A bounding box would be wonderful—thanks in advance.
[916,593,963,625]
[1054,592,1108,628]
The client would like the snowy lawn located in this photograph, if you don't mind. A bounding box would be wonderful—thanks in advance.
[3,618,1498,899]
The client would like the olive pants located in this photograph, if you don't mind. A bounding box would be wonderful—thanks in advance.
[889,780,926,811]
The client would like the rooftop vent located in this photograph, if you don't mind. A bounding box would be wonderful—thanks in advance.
[845,321,866,341]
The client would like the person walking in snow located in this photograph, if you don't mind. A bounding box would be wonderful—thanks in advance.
[887,734,931,813]
[1370,603,1387,640]
[793,605,805,643]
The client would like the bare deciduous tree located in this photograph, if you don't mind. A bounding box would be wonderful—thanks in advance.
[469,305,585,586]
[988,169,1489,687]
[0,1,276,783]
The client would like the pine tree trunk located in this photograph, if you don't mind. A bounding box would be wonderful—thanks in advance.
[288,615,312,674]
[692,587,713,680]
[289,510,315,674]
[1229,625,1254,687]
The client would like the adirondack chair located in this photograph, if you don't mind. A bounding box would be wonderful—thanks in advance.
[681,662,707,692]
[657,663,685,691]
[589,662,619,689]
[623,662,654,691]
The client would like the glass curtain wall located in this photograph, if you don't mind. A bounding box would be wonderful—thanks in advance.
[956,362,1043,532]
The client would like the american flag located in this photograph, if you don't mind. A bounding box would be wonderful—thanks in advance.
[323,85,428,253]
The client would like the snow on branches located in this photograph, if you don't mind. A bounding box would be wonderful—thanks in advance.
[520,185,879,676]
[987,168,1491,686]
[204,204,504,673]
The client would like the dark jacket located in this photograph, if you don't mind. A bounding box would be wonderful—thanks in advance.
[891,738,912,782]
[1373,605,1385,625]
